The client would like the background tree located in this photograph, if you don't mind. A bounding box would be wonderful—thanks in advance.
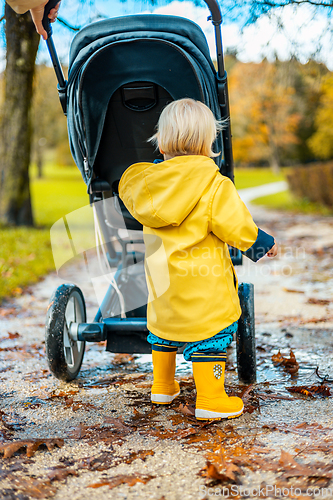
[0,0,332,226]
[0,4,39,226]
[229,59,302,172]
[308,74,333,159]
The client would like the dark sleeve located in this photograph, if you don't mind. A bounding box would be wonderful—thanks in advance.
[242,228,275,262]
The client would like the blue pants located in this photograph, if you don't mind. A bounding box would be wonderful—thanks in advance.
[147,321,237,362]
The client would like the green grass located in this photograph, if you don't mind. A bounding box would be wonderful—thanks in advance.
[0,163,88,303]
[234,167,285,189]
[0,227,53,300]
[0,164,296,304]
[252,190,333,215]
[30,163,88,227]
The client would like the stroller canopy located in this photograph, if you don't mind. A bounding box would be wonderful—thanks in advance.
[67,14,223,188]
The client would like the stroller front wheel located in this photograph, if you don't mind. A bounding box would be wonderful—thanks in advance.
[45,284,86,381]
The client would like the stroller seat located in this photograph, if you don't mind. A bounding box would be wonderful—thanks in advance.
[67,14,223,195]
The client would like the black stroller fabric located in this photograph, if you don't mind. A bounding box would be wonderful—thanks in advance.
[66,14,223,188]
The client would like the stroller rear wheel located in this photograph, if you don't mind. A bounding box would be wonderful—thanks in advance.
[236,283,256,384]
[45,284,86,381]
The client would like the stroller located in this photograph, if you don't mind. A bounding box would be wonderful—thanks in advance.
[43,0,256,384]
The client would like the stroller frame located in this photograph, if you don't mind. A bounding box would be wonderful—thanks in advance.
[43,0,256,384]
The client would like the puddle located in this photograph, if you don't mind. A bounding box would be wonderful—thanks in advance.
[68,323,332,403]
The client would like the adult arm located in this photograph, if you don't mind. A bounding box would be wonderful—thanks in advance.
[6,0,43,13]
[6,0,60,40]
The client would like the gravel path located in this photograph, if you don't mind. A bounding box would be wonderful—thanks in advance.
[0,185,333,500]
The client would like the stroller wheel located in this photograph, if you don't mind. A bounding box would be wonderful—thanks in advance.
[45,284,86,381]
[236,282,256,384]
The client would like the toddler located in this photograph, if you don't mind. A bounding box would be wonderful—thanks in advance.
[119,98,277,420]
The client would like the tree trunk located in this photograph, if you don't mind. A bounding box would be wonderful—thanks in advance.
[36,143,44,178]
[267,125,281,175]
[0,5,39,226]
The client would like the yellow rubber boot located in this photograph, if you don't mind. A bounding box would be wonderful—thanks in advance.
[151,345,180,404]
[192,354,243,420]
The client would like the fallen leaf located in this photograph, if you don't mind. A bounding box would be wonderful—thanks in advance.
[286,384,331,397]
[47,466,78,481]
[199,460,241,484]
[0,307,17,317]
[272,349,299,374]
[257,392,295,401]
[10,476,57,498]
[307,297,330,306]
[7,332,21,339]
[177,403,195,416]
[279,450,333,480]
[103,417,133,433]
[123,449,155,464]
[112,354,136,365]
[87,473,155,489]
[0,439,64,458]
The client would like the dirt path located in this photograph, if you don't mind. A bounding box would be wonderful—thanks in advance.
[0,193,333,500]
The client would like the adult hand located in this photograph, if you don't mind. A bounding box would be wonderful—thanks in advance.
[30,1,61,40]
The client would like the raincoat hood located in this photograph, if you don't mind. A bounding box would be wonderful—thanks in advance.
[119,156,219,228]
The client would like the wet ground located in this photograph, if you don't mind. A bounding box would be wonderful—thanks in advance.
[0,191,333,499]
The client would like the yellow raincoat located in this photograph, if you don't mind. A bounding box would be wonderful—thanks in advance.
[119,155,271,342]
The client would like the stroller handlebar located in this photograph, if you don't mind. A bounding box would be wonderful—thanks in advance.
[42,0,59,38]
[42,0,67,113]
[203,0,222,25]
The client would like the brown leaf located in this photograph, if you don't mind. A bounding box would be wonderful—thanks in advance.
[7,332,21,339]
[123,449,155,464]
[175,427,198,440]
[11,476,57,499]
[286,384,331,397]
[300,316,331,324]
[257,392,295,401]
[199,460,240,484]
[239,384,254,402]
[103,416,133,433]
[307,297,330,306]
[0,439,64,458]
[69,422,125,445]
[50,390,79,399]
[272,349,299,374]
[177,403,195,416]
[0,307,17,317]
[112,353,136,365]
[278,450,333,480]
[47,466,78,481]
[71,401,101,411]
[87,473,155,489]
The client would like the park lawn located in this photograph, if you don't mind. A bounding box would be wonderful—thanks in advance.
[0,165,284,303]
[30,163,88,227]
[0,164,88,304]
[234,167,285,189]
[0,228,53,301]
[252,190,333,215]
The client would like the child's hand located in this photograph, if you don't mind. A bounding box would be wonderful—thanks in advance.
[267,243,278,257]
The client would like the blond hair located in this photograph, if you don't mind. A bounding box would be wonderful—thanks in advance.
[149,98,223,158]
